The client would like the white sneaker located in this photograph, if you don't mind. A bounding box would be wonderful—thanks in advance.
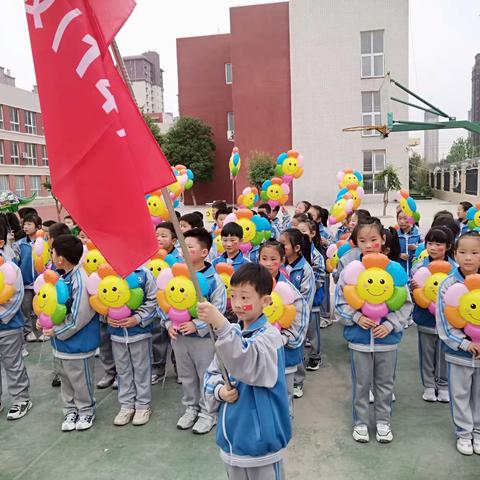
[21,346,29,358]
[7,400,33,420]
[25,332,37,342]
[192,414,216,435]
[76,414,95,431]
[437,390,450,403]
[61,412,78,432]
[352,424,369,443]
[132,408,152,426]
[177,407,198,430]
[293,385,304,398]
[38,334,49,342]
[369,390,374,403]
[392,392,396,402]
[376,423,393,443]
[114,407,135,426]
[473,438,480,455]
[457,438,473,456]
[422,388,437,402]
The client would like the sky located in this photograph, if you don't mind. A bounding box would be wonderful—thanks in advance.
[1,0,479,157]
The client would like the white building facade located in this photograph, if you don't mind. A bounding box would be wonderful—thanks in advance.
[289,0,409,205]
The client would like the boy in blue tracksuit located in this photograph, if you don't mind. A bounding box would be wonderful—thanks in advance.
[40,235,100,431]
[14,214,42,342]
[212,222,250,272]
[396,210,422,275]
[164,228,226,434]
[201,263,291,480]
[0,253,32,421]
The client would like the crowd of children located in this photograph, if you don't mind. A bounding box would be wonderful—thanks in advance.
[1,196,480,478]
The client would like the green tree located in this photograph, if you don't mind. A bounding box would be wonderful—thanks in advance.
[143,113,164,146]
[247,151,276,191]
[376,164,402,216]
[42,179,63,220]
[446,136,480,164]
[409,152,431,195]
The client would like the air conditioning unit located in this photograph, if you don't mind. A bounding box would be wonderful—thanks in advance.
[227,130,235,142]
[22,152,28,159]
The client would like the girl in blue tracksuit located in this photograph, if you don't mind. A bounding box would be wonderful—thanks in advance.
[335,217,413,444]
[396,210,422,276]
[280,228,315,399]
[259,240,309,413]
[410,226,456,403]
[436,231,480,456]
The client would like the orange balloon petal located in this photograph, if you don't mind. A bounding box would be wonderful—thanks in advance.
[344,285,364,310]
[172,263,190,278]
[236,209,254,220]
[33,294,41,316]
[287,150,298,158]
[413,289,431,309]
[43,269,59,284]
[445,305,467,329]
[216,263,234,276]
[34,257,45,274]
[400,188,409,198]
[279,305,296,329]
[36,230,45,239]
[429,260,452,275]
[98,264,116,279]
[89,295,109,316]
[362,253,389,270]
[152,248,167,260]
[272,177,283,185]
[464,274,480,291]
[344,168,353,174]
[0,257,4,267]
[156,291,170,312]
[86,240,96,251]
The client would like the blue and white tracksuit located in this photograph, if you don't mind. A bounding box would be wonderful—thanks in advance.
[397,225,422,275]
[437,268,480,440]
[212,251,250,272]
[332,247,361,284]
[335,266,412,426]
[204,315,291,474]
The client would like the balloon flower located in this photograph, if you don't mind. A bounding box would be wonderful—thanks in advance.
[326,244,339,273]
[173,164,194,192]
[87,264,145,321]
[156,263,209,329]
[33,270,69,330]
[0,190,36,213]
[336,169,363,191]
[260,177,290,209]
[213,230,225,254]
[414,243,428,266]
[412,260,452,315]
[0,257,18,304]
[274,150,304,184]
[229,147,241,180]
[83,241,107,275]
[466,201,480,232]
[146,190,170,225]
[397,189,420,225]
[343,253,409,324]
[223,209,272,255]
[146,249,177,279]
[263,281,297,331]
[328,198,354,226]
[215,263,234,309]
[444,274,480,343]
[33,230,50,274]
[237,187,259,210]
[336,186,365,211]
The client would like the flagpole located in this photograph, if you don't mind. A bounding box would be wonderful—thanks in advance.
[111,40,231,387]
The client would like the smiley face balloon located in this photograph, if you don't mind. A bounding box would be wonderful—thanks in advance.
[263,281,297,331]
[336,169,363,191]
[237,186,259,210]
[83,241,107,275]
[274,150,304,184]
[146,190,170,225]
[260,177,290,209]
[466,201,480,232]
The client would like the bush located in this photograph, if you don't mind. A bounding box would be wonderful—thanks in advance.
[247,151,276,190]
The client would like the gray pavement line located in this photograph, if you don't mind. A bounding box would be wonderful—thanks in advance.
[12,388,116,480]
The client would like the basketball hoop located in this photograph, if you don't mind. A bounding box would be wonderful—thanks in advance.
[342,125,389,137]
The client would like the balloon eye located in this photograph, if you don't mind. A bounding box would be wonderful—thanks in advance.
[42,294,46,298]
[180,288,185,293]
[433,281,438,286]
[380,279,385,285]
[112,287,117,292]
[170,286,175,291]
[102,289,107,293]
[368,279,373,284]
[93,259,97,263]
[471,304,477,309]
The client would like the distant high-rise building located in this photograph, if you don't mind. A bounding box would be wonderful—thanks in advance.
[123,51,164,113]
[472,53,480,149]
[424,111,439,163]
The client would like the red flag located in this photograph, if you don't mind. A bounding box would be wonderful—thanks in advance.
[25,0,175,276]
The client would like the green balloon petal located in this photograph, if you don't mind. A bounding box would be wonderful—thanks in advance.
[264,231,272,241]
[188,305,197,318]
[386,287,407,312]
[126,288,144,311]
[275,165,283,176]
[413,211,420,223]
[251,232,263,247]
[52,304,67,325]
[260,192,269,201]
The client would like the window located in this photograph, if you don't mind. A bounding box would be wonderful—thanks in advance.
[24,143,37,166]
[9,107,19,132]
[25,111,37,134]
[42,145,48,166]
[363,150,386,194]
[15,176,25,196]
[361,30,384,78]
[0,141,3,164]
[227,112,235,131]
[361,92,381,136]
[10,142,19,165]
[0,105,3,129]
[225,63,233,84]
[29,176,41,196]
[0,176,8,192]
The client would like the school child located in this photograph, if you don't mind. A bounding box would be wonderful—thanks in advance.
[201,263,291,479]
[165,228,226,434]
[39,235,99,431]
[0,220,16,262]
[0,227,32,421]
[212,222,250,271]
[309,205,335,248]
[63,216,80,236]
[382,227,401,262]
[279,229,315,398]
[295,200,311,215]
[396,210,422,275]
[259,240,308,412]
[457,201,473,235]
[270,205,292,236]
[411,226,456,403]
[335,217,413,443]
[436,231,480,456]
[179,213,204,233]
[210,200,229,234]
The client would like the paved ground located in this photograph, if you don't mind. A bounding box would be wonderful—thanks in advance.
[1,197,479,480]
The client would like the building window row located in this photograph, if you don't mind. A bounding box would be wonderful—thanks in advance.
[361,30,384,78]
[0,174,47,197]
[363,150,386,194]
[3,141,48,166]
[0,105,39,134]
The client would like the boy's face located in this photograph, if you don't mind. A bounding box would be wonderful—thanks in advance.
[51,248,63,269]
[216,214,227,229]
[156,227,175,250]
[64,218,74,229]
[455,237,480,275]
[23,221,37,236]
[457,205,466,220]
[179,220,192,233]
[185,236,208,264]
[221,234,240,256]
[78,231,89,245]
[230,282,271,324]
[397,212,409,230]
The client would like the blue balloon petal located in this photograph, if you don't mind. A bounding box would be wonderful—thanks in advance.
[258,218,271,232]
[251,216,262,228]
[467,206,477,220]
[262,179,272,190]
[336,188,348,201]
[355,170,363,182]
[337,243,352,258]
[187,170,194,180]
[415,243,425,257]
[145,194,151,200]
[386,261,408,286]
[164,254,178,267]
[407,197,417,212]
[125,273,139,289]
[196,272,210,297]
[56,280,69,305]
[276,152,288,164]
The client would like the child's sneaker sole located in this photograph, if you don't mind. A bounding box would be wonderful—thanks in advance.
[6,401,33,420]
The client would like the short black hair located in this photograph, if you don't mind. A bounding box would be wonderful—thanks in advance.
[0,223,7,243]
[184,227,213,251]
[431,215,460,239]
[156,221,177,239]
[42,220,56,228]
[212,200,228,211]
[64,215,73,221]
[258,203,272,214]
[231,263,273,297]
[174,210,181,220]
[52,234,83,265]
[433,210,454,222]
[18,207,38,219]
[221,222,243,239]
[192,211,204,220]
[382,227,400,261]
[180,213,204,229]
[455,230,480,252]
[425,226,455,258]
[460,201,473,213]
[23,214,42,228]
[49,222,71,240]
[215,208,230,220]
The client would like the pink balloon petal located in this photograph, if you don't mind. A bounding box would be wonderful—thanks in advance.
[33,274,45,294]
[282,183,290,195]
[326,244,337,259]
[39,312,53,329]
[170,308,191,329]
[345,199,354,213]
[343,261,365,285]
[336,171,344,183]
[357,187,365,197]
[428,302,436,315]
[444,283,469,307]
[108,305,131,321]
[86,272,101,295]
[157,268,174,290]
[223,213,238,226]
[275,281,296,305]
[412,267,430,288]
[362,302,388,323]
[464,323,480,343]
[297,155,304,166]
[239,243,252,255]
[0,263,17,285]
